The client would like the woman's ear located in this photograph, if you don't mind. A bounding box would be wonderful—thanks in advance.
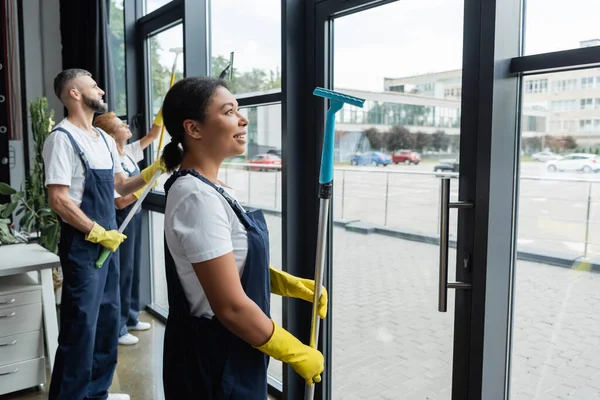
[183,119,202,140]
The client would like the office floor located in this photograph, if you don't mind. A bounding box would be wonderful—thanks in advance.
[1,312,276,400]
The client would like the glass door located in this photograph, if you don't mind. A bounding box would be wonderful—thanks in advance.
[327,1,464,399]
[311,0,522,398]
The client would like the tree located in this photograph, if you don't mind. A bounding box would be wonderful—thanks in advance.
[364,127,389,150]
[211,55,281,93]
[431,130,449,152]
[386,125,414,151]
[523,136,542,153]
[563,135,577,150]
[414,131,431,152]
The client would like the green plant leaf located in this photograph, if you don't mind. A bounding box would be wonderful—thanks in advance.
[1,201,18,218]
[41,223,57,235]
[20,213,34,232]
[12,191,25,201]
[0,182,17,196]
[39,208,54,217]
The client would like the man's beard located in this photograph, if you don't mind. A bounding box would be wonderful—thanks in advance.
[82,94,108,113]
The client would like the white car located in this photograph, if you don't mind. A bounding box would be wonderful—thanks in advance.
[531,151,561,162]
[545,153,600,173]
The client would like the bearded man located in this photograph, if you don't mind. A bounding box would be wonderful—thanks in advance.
[42,69,165,400]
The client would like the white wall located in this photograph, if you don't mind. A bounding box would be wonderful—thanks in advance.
[20,0,62,171]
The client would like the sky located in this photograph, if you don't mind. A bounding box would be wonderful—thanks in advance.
[147,0,600,92]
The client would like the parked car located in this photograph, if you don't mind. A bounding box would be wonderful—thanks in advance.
[433,159,459,173]
[545,153,600,173]
[350,151,392,166]
[248,153,282,171]
[392,149,421,165]
[267,148,282,157]
[531,151,561,162]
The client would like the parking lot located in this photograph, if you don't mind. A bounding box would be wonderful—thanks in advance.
[148,160,600,398]
[207,160,600,260]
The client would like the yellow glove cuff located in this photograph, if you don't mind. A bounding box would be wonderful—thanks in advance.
[153,109,163,127]
[254,320,323,386]
[85,222,105,242]
[140,158,166,183]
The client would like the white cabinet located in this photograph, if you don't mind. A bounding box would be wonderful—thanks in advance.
[0,274,46,395]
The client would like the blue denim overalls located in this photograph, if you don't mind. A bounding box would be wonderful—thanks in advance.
[162,169,271,399]
[49,127,120,400]
[116,153,142,336]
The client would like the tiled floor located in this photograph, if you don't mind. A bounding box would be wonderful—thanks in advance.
[1,312,277,400]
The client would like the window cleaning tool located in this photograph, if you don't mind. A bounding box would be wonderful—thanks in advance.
[305,88,364,399]
[156,47,184,157]
[218,51,235,80]
[95,170,162,268]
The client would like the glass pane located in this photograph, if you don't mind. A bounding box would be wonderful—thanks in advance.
[331,0,463,398]
[107,0,127,116]
[524,0,600,55]
[151,212,168,311]
[219,103,283,382]
[144,0,172,15]
[511,69,600,399]
[146,24,184,192]
[209,0,281,95]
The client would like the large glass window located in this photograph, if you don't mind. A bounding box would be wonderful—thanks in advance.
[150,212,168,312]
[331,1,463,398]
[107,0,127,116]
[146,23,184,192]
[143,0,173,15]
[524,0,600,55]
[511,68,600,398]
[209,0,281,96]
[220,103,283,382]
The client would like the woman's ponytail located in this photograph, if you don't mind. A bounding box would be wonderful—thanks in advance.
[161,139,183,172]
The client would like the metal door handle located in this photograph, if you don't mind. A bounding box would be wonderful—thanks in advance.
[0,298,15,305]
[0,368,19,376]
[0,312,16,319]
[439,178,473,312]
[0,340,17,347]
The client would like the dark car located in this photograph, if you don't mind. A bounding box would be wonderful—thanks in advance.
[434,159,459,173]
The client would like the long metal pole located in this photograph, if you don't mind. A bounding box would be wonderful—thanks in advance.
[304,196,329,400]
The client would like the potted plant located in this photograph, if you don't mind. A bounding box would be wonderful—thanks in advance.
[0,97,62,290]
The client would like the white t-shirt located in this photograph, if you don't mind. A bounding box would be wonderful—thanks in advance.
[114,141,144,199]
[43,118,124,206]
[164,175,249,318]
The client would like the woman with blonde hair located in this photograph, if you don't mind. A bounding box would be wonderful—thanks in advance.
[93,111,162,345]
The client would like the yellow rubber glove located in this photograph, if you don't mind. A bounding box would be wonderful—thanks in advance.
[140,157,167,184]
[85,222,127,252]
[133,179,159,199]
[153,108,163,127]
[255,320,324,386]
[270,267,328,319]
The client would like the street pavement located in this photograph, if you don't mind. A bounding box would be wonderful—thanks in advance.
[150,209,600,399]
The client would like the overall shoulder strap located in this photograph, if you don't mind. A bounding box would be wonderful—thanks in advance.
[95,128,114,168]
[52,127,88,168]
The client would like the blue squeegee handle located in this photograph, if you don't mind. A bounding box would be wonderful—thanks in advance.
[319,107,337,187]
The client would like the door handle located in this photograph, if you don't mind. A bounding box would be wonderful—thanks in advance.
[439,178,473,312]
